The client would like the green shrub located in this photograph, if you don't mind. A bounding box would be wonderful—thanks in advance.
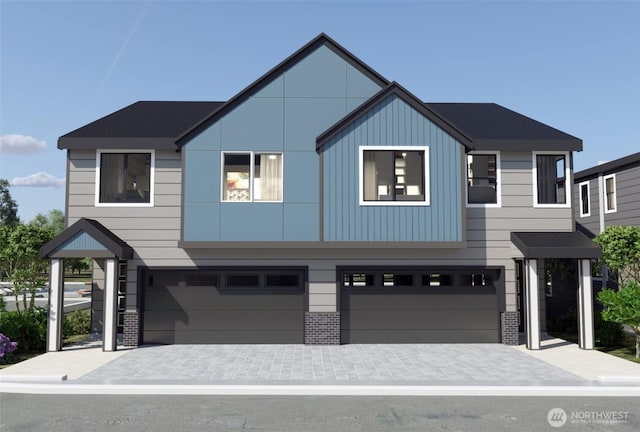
[0,308,48,352]
[63,309,90,338]
[595,311,625,348]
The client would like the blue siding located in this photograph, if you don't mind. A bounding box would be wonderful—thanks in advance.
[322,94,463,242]
[56,232,108,251]
[183,44,383,241]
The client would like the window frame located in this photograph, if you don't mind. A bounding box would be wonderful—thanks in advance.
[532,151,571,208]
[603,173,617,214]
[358,145,430,206]
[220,151,284,203]
[95,150,155,207]
[466,151,501,208]
[578,180,590,217]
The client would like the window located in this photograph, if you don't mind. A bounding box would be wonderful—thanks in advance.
[222,152,282,202]
[604,174,616,213]
[359,146,429,205]
[96,151,154,206]
[467,152,500,206]
[343,273,375,287]
[461,273,494,287]
[421,273,452,287]
[578,181,590,217]
[533,153,570,207]
[382,273,414,286]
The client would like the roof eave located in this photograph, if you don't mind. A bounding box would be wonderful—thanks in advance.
[574,151,640,180]
[471,138,583,152]
[58,137,178,150]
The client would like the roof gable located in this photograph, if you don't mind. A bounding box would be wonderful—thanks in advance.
[175,33,390,148]
[40,218,133,259]
[316,82,473,151]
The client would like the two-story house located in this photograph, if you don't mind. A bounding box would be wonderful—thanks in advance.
[574,151,640,289]
[40,34,600,353]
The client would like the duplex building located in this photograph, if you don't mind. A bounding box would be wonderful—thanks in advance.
[41,34,600,352]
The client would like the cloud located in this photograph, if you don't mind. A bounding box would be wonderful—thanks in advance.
[10,172,65,189]
[0,134,47,154]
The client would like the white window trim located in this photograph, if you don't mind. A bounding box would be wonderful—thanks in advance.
[95,150,155,207]
[603,173,617,214]
[220,151,284,203]
[578,180,591,217]
[532,151,571,208]
[466,151,501,208]
[358,145,430,206]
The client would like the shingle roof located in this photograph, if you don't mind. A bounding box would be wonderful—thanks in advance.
[426,103,582,151]
[574,152,640,180]
[58,101,223,150]
[316,82,473,151]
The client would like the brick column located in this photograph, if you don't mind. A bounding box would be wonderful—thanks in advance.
[304,312,340,345]
[123,311,140,347]
[501,311,519,345]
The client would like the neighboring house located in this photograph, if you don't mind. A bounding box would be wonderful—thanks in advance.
[573,151,640,288]
[40,34,600,352]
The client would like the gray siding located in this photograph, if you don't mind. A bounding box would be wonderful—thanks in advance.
[574,177,600,236]
[605,164,640,227]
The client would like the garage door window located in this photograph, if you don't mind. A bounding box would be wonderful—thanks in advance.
[461,273,494,287]
[383,273,414,286]
[266,274,300,288]
[422,273,453,287]
[226,274,260,288]
[343,273,375,287]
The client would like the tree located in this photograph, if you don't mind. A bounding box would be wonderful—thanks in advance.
[597,282,640,359]
[0,179,19,228]
[30,209,65,235]
[1,224,55,312]
[594,225,640,286]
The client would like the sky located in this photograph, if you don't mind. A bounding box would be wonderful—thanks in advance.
[1,0,639,222]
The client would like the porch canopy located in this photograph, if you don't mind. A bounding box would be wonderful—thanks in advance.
[511,231,602,351]
[40,218,133,352]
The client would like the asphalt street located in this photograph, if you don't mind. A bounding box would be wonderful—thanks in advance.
[1,395,638,432]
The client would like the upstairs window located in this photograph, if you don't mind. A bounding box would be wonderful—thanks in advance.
[578,181,590,217]
[604,174,616,213]
[222,152,282,202]
[96,151,154,206]
[360,146,429,205]
[467,152,500,206]
[534,153,570,207]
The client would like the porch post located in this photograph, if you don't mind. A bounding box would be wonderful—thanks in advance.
[525,259,541,350]
[103,258,118,352]
[47,259,64,352]
[578,259,595,350]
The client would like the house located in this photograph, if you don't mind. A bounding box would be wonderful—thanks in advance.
[40,34,601,352]
[573,151,640,288]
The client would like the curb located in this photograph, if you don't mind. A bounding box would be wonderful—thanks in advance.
[1,383,639,396]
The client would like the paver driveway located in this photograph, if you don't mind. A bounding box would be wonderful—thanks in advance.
[77,344,589,386]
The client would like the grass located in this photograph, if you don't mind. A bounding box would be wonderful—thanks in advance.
[599,335,640,364]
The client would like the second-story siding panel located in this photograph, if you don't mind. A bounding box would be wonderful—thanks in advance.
[182,44,383,242]
[322,94,463,242]
[605,164,640,226]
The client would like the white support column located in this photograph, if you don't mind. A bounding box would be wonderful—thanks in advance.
[578,259,595,350]
[47,259,64,352]
[103,258,118,352]
[525,259,541,350]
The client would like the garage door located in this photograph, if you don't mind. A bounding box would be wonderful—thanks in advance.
[142,268,305,344]
[340,267,500,343]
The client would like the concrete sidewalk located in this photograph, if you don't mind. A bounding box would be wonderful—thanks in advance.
[1,336,640,396]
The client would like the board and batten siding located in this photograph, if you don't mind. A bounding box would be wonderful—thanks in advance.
[322,94,463,242]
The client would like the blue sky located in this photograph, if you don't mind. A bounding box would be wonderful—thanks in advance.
[1,0,639,222]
